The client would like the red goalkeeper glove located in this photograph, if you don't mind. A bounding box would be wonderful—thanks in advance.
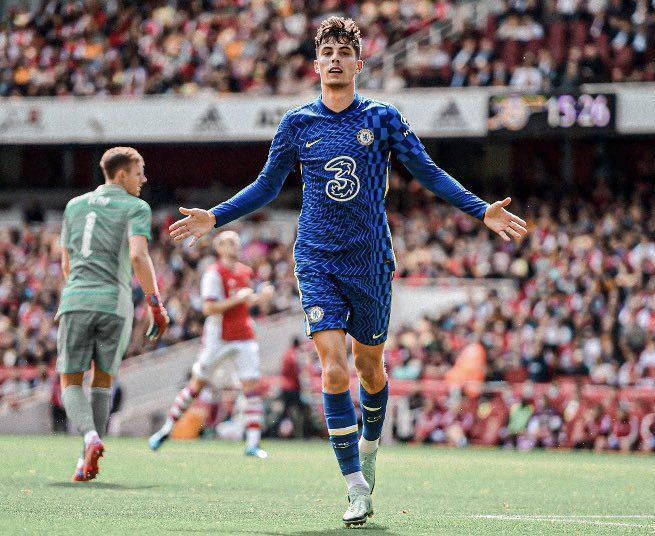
[145,293,169,342]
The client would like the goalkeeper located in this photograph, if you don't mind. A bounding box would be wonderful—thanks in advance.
[56,146,169,482]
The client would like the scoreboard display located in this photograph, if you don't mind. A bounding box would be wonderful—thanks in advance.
[488,93,616,136]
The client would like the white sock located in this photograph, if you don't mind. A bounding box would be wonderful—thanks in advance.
[246,428,261,450]
[359,437,379,454]
[344,471,369,492]
[83,430,99,445]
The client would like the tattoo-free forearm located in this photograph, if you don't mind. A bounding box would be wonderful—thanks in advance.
[131,252,159,296]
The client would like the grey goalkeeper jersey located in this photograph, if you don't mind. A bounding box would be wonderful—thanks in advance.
[57,184,152,319]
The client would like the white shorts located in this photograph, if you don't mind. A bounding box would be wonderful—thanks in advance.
[192,340,260,383]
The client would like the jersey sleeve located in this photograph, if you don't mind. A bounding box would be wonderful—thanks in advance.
[386,104,489,220]
[201,269,224,301]
[128,201,153,241]
[211,112,297,227]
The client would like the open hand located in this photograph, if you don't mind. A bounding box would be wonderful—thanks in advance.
[169,207,216,246]
[483,197,527,242]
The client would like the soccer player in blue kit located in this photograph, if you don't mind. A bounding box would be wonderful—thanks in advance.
[170,17,527,528]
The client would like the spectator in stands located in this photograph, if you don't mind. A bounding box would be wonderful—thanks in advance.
[412,397,441,444]
[278,337,315,439]
[640,407,655,452]
[1,369,30,409]
[504,390,534,448]
[570,405,603,449]
[510,52,543,91]
[607,405,640,452]
[2,0,652,96]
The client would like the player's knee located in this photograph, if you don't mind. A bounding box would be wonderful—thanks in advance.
[90,369,112,388]
[354,358,385,387]
[190,376,207,393]
[60,372,84,389]
[242,379,260,395]
[322,362,349,393]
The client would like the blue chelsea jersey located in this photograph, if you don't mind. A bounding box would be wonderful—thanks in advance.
[211,93,489,276]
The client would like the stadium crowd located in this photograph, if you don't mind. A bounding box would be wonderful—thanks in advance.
[1,0,653,97]
[385,182,655,389]
[401,0,655,89]
[392,381,655,452]
[0,0,450,97]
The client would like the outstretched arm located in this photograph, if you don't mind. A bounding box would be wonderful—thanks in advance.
[169,167,289,245]
[170,113,297,245]
[387,105,527,241]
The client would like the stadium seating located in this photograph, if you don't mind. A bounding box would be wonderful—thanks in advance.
[1,0,652,97]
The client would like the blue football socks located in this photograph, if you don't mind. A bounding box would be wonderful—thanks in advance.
[359,381,388,443]
[323,390,361,475]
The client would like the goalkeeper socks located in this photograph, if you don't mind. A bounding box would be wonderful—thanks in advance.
[90,387,112,437]
[62,386,97,437]
[323,390,361,476]
[359,381,388,451]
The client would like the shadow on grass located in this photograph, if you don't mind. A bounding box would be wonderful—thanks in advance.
[291,524,397,535]
[47,482,160,491]
[218,523,398,535]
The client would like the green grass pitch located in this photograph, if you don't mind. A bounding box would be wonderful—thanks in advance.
[1,436,654,535]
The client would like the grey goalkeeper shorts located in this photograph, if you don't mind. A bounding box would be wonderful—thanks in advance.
[57,311,132,376]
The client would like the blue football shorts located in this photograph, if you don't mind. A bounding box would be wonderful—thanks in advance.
[294,271,394,346]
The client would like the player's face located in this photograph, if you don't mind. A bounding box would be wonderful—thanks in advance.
[215,235,240,260]
[118,161,147,197]
[314,41,362,88]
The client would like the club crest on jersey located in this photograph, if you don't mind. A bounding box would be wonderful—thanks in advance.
[307,306,324,323]
[356,128,374,146]
[324,156,360,202]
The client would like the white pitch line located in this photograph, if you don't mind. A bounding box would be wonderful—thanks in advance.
[476,515,655,519]
[472,515,655,530]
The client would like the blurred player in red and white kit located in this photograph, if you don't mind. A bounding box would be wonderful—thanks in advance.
[149,231,273,457]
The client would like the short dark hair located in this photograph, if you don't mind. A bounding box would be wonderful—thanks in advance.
[315,16,362,59]
[100,147,143,180]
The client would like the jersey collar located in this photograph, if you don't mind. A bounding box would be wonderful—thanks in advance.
[96,184,126,194]
[316,93,362,116]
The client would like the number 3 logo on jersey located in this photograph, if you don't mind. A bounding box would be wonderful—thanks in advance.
[324,156,360,202]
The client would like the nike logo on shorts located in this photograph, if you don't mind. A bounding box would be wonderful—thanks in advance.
[372,332,384,339]
[306,139,321,148]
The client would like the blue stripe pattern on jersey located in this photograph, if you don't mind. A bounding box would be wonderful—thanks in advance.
[211,93,489,276]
